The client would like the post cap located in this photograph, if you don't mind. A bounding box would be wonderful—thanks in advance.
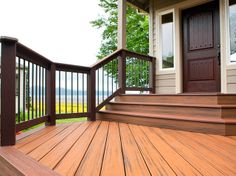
[0,36,18,43]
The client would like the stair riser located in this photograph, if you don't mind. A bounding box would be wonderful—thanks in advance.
[115,96,218,105]
[106,104,224,118]
[222,109,236,118]
[96,113,236,135]
[115,95,236,105]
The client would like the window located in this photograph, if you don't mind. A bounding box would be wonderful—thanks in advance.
[160,11,174,69]
[229,0,236,62]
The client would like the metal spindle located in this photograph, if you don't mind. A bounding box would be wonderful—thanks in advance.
[23,59,26,121]
[107,65,109,97]
[39,66,41,117]
[97,69,99,105]
[58,71,61,114]
[112,60,114,93]
[32,64,34,119]
[77,73,79,113]
[65,71,67,113]
[42,68,44,116]
[82,73,84,113]
[35,65,38,117]
[71,72,73,113]
[102,67,104,101]
[17,58,21,123]
[27,61,30,120]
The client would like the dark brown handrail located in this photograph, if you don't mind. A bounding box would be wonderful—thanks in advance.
[0,36,156,146]
[55,63,90,73]
[17,42,52,69]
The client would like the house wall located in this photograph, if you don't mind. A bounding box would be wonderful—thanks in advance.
[156,73,176,94]
[227,69,236,93]
[150,0,236,94]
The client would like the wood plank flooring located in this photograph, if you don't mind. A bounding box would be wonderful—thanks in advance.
[15,121,236,176]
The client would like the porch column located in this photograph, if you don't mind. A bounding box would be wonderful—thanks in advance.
[0,37,18,146]
[118,0,127,49]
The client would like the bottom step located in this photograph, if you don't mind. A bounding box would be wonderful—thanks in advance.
[97,110,236,135]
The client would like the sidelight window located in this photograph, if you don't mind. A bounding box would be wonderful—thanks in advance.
[160,11,175,69]
[229,0,236,62]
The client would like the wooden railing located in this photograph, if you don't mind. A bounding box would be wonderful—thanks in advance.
[0,37,155,146]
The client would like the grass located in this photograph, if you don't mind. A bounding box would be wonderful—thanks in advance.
[18,103,88,133]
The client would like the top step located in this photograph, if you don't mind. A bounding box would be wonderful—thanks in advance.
[115,94,236,105]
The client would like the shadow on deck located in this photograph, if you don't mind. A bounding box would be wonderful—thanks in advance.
[1,121,236,176]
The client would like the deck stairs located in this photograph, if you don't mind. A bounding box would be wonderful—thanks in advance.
[97,94,236,135]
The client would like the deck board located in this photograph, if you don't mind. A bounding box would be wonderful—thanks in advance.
[119,123,151,176]
[167,129,236,175]
[17,124,70,154]
[100,122,125,176]
[75,121,109,176]
[55,121,101,176]
[28,123,80,161]
[129,124,175,175]
[39,122,91,169]
[155,128,223,175]
[141,125,201,176]
[8,121,236,176]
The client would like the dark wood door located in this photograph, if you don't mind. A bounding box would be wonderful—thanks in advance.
[182,1,220,92]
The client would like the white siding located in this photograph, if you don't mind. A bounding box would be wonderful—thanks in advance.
[156,73,176,94]
[227,69,236,93]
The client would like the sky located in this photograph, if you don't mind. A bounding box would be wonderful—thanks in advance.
[0,0,103,66]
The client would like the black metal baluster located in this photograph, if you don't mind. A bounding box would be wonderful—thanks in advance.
[32,64,34,119]
[146,61,148,87]
[36,65,38,118]
[107,64,109,97]
[23,59,26,122]
[102,67,104,101]
[71,72,73,113]
[17,58,21,123]
[27,61,30,120]
[112,60,114,93]
[82,73,84,113]
[42,68,44,116]
[65,72,67,114]
[77,73,79,113]
[39,66,41,117]
[97,69,99,105]
[138,60,140,87]
[59,71,61,114]
[116,59,118,90]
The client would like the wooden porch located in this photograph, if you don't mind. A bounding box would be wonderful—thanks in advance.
[1,121,236,176]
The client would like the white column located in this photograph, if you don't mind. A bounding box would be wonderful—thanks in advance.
[149,0,154,56]
[219,0,228,93]
[118,0,127,49]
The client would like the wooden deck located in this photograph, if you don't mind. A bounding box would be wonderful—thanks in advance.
[2,121,236,175]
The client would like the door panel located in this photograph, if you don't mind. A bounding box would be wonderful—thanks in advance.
[183,0,220,92]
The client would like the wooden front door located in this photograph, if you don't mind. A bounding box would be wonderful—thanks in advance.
[182,1,220,92]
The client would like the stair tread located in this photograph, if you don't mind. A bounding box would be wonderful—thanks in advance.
[110,101,236,108]
[119,93,236,96]
[98,110,236,124]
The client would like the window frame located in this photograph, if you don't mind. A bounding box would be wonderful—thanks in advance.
[226,0,236,65]
[157,9,176,72]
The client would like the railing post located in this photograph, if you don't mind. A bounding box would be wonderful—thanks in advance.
[149,57,156,94]
[88,68,96,121]
[46,63,56,126]
[118,50,126,94]
[0,37,18,146]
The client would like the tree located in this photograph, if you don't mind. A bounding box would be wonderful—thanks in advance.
[91,0,149,59]
[91,0,149,87]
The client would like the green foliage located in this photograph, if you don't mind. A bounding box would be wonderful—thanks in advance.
[91,0,149,59]
[91,0,149,88]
